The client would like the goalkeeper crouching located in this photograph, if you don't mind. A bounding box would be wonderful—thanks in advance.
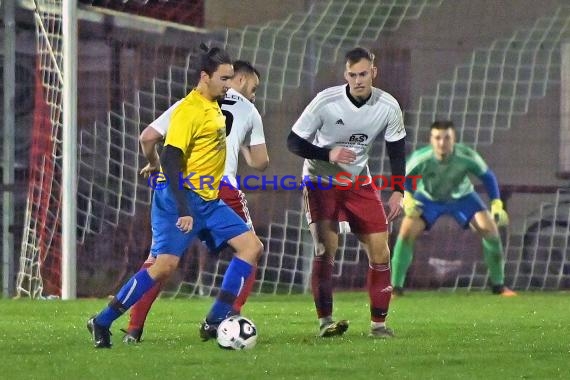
[391,120,516,297]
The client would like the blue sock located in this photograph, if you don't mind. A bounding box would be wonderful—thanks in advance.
[95,269,156,327]
[207,257,252,322]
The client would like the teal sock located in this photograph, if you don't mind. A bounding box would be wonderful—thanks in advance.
[482,236,505,285]
[391,237,414,288]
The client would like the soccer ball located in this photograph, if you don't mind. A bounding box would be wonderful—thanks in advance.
[216,316,257,350]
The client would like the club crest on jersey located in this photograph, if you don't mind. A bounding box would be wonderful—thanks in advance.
[349,133,368,143]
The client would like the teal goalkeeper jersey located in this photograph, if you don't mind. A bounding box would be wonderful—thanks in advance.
[406,143,488,201]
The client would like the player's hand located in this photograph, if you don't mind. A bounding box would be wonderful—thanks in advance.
[490,199,509,227]
[386,191,403,222]
[329,147,356,164]
[139,161,160,178]
[402,191,423,218]
[176,215,194,233]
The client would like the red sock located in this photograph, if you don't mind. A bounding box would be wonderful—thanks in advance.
[311,256,334,318]
[233,265,257,313]
[128,259,162,331]
[367,263,392,322]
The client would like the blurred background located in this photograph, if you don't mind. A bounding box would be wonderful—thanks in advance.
[1,0,569,299]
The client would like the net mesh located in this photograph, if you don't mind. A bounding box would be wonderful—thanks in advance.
[16,0,64,298]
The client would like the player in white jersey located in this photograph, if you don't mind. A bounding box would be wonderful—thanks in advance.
[287,47,406,338]
[123,61,268,343]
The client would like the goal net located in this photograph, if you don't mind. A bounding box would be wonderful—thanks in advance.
[15,0,570,299]
[16,0,211,298]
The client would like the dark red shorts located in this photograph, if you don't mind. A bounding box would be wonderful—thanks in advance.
[219,183,252,228]
[304,183,388,234]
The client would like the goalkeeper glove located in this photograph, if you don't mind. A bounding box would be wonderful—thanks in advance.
[490,199,509,227]
[403,191,423,218]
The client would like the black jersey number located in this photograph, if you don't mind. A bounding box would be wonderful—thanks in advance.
[220,99,237,136]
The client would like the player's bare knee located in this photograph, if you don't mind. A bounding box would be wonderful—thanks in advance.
[148,254,179,281]
[367,242,391,264]
[371,251,391,264]
[398,229,412,239]
[400,222,424,240]
[315,242,326,256]
[399,235,417,245]
[235,234,263,264]
[252,236,263,261]
[479,227,499,239]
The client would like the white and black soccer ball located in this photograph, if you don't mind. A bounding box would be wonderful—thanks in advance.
[216,316,257,350]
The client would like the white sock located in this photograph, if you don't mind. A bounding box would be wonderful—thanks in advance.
[319,316,333,326]
[371,321,386,329]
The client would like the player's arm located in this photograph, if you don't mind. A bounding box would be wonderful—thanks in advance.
[402,171,423,218]
[386,138,406,194]
[287,132,356,164]
[384,137,405,221]
[240,110,269,170]
[240,144,269,171]
[478,169,509,226]
[287,131,329,161]
[287,94,355,164]
[383,104,407,220]
[401,151,425,218]
[139,126,164,177]
[139,101,179,177]
[160,145,190,217]
[470,149,509,226]
[161,104,195,231]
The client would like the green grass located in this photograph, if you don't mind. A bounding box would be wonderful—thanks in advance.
[1,292,569,379]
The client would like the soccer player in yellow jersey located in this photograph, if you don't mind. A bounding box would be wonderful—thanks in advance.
[87,45,263,348]
[123,61,267,343]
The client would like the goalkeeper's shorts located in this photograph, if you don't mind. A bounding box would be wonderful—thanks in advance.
[150,187,250,257]
[415,192,486,230]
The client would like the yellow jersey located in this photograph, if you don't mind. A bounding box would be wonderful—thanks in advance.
[164,89,226,200]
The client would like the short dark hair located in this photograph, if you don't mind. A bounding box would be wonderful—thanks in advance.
[198,43,232,76]
[233,60,261,80]
[345,47,375,65]
[430,120,455,130]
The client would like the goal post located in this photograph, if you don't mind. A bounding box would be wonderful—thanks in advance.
[61,0,78,300]
[3,0,16,298]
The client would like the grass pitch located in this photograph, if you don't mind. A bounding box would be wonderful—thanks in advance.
[1,291,569,379]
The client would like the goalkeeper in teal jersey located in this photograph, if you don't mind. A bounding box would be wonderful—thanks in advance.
[391,120,516,296]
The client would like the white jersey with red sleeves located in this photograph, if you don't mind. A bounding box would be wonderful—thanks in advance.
[149,88,265,188]
[291,84,405,185]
